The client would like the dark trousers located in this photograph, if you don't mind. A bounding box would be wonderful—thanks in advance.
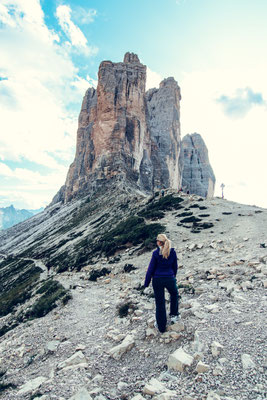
[152,277,179,333]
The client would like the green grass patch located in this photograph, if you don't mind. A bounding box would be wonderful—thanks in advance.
[26,280,71,319]
[139,194,184,220]
[93,216,165,257]
[0,265,41,317]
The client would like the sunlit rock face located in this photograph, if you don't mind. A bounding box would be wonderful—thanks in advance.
[54,53,156,203]
[180,133,216,198]
[53,54,214,204]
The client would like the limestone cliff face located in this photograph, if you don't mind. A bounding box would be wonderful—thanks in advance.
[53,53,182,203]
[53,54,215,204]
[180,133,215,198]
[146,77,182,190]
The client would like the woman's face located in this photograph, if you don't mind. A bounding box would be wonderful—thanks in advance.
[157,240,163,247]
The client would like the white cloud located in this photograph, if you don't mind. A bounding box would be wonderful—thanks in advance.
[0,4,16,27]
[180,66,267,208]
[0,0,97,208]
[56,4,97,55]
[72,6,97,25]
[0,163,69,208]
[71,74,97,93]
[146,67,162,90]
[0,162,13,177]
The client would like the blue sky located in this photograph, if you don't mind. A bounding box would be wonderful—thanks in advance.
[0,0,267,209]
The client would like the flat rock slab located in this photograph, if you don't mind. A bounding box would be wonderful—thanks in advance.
[241,353,256,370]
[58,351,87,369]
[17,376,47,395]
[69,387,93,400]
[109,334,135,360]
[167,347,194,372]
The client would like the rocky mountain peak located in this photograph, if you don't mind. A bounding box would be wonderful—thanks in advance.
[123,52,140,63]
[159,76,180,91]
[181,133,216,197]
[52,53,215,205]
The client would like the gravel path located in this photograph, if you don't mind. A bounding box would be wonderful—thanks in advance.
[0,196,266,400]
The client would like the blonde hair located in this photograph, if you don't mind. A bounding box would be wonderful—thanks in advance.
[157,233,171,259]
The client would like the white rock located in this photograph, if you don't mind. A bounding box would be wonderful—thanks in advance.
[207,392,221,400]
[94,395,107,400]
[188,243,197,251]
[69,387,93,400]
[17,376,47,395]
[118,381,128,391]
[144,303,153,310]
[196,361,210,373]
[223,397,236,400]
[46,340,60,352]
[76,344,86,351]
[211,341,224,357]
[131,395,146,400]
[192,330,207,353]
[92,374,104,384]
[167,347,194,372]
[213,366,223,376]
[143,378,166,395]
[241,353,256,370]
[146,328,157,337]
[205,304,219,312]
[147,317,155,327]
[154,392,176,400]
[109,334,135,360]
[58,351,87,369]
[168,321,185,332]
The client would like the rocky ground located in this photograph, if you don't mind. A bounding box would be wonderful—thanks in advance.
[0,195,266,400]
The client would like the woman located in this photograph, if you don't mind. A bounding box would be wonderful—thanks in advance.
[144,233,179,333]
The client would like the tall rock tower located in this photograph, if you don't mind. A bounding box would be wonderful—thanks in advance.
[146,77,182,190]
[53,53,183,203]
[180,133,215,198]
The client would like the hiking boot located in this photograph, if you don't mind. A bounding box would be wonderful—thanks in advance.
[170,315,180,324]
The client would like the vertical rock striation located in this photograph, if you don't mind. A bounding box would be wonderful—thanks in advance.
[146,77,182,190]
[52,53,215,204]
[180,133,215,198]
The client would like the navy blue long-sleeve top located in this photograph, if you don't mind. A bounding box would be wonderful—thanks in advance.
[144,247,178,287]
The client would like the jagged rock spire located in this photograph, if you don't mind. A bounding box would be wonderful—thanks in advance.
[123,52,140,63]
[52,53,214,204]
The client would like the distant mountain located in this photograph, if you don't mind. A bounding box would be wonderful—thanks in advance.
[0,205,44,230]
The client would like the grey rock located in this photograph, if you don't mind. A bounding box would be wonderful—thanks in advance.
[17,376,47,395]
[57,351,87,369]
[211,341,224,357]
[196,361,210,373]
[46,340,60,352]
[180,133,215,197]
[207,392,221,400]
[167,347,194,372]
[109,334,135,360]
[146,77,182,190]
[241,353,256,370]
[69,387,93,400]
[52,53,188,204]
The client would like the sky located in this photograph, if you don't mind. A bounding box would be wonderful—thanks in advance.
[0,0,266,209]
